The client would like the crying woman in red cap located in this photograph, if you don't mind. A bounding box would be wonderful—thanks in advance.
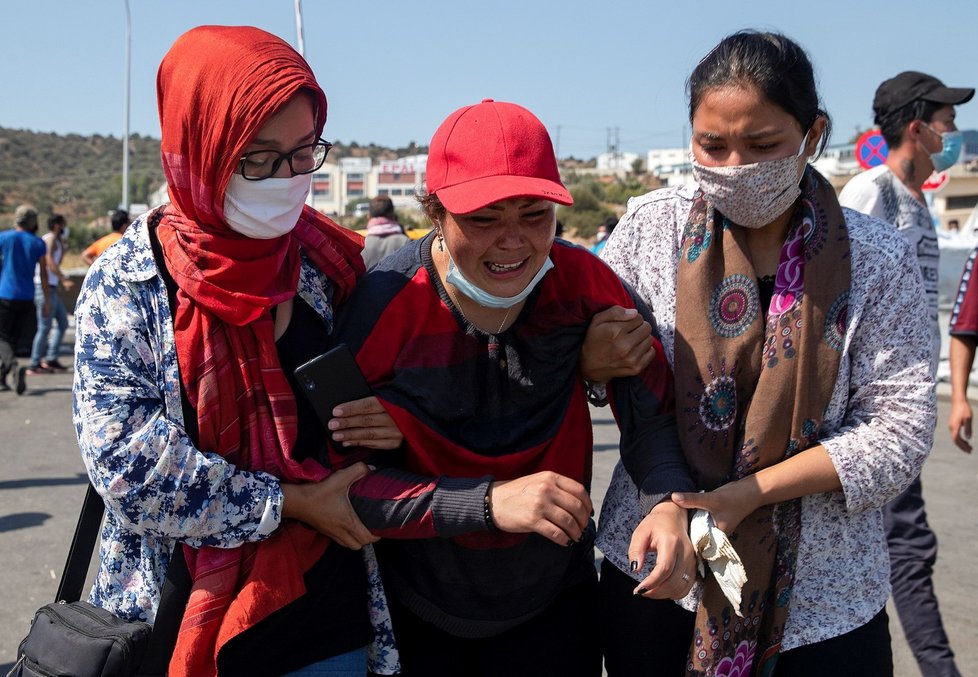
[330,99,696,675]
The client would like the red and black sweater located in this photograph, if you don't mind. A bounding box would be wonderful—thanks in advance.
[336,234,693,637]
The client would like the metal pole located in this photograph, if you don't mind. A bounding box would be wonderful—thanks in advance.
[122,0,131,213]
[294,0,305,57]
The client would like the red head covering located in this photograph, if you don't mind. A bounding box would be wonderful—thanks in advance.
[155,25,364,674]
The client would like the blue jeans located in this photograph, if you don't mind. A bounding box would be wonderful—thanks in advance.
[30,284,67,365]
[281,647,368,676]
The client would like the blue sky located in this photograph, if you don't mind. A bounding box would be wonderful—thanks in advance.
[3,0,978,159]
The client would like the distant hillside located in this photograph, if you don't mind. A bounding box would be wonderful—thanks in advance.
[0,126,429,228]
[0,127,164,226]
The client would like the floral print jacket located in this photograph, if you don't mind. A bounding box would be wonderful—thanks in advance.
[72,213,399,673]
[596,184,936,651]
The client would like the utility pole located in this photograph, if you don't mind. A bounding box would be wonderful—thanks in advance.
[614,126,620,169]
[294,0,305,57]
[122,0,131,213]
[607,126,621,170]
[295,0,315,208]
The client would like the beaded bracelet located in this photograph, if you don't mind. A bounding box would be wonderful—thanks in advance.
[483,489,497,532]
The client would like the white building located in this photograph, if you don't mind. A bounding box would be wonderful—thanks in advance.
[811,143,860,179]
[596,151,640,174]
[308,155,428,217]
[375,154,427,210]
[645,147,692,187]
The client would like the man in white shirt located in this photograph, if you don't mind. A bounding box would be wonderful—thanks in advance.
[28,213,74,373]
[840,71,973,677]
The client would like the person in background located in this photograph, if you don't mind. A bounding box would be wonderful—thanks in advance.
[73,25,404,675]
[948,244,978,454]
[81,209,129,265]
[596,31,935,675]
[361,194,410,270]
[946,218,960,233]
[27,213,74,374]
[839,70,972,677]
[590,216,617,255]
[0,205,49,394]
[333,98,696,676]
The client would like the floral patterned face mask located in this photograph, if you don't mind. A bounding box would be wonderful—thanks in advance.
[691,131,810,229]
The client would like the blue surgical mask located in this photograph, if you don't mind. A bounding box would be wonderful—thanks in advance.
[925,126,963,172]
[446,255,554,309]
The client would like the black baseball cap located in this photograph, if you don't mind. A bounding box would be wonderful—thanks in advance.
[874,71,974,115]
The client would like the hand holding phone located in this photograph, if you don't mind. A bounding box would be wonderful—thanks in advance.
[294,344,373,430]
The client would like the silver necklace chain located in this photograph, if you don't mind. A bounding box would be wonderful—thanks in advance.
[445,283,513,335]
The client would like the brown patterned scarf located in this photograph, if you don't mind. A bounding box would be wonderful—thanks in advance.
[674,168,850,676]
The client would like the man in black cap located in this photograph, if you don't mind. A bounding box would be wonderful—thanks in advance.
[840,71,973,677]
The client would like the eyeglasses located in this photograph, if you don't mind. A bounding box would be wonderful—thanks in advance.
[238,139,332,181]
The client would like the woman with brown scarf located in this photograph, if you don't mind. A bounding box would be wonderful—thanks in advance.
[73,25,403,675]
[595,31,935,676]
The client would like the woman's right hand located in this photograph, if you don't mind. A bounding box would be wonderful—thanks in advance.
[579,305,655,383]
[282,462,379,549]
[948,397,974,452]
[329,396,404,450]
[488,471,592,546]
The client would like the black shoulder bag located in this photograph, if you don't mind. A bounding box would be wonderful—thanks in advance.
[8,484,190,677]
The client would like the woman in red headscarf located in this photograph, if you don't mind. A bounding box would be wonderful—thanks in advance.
[73,25,401,675]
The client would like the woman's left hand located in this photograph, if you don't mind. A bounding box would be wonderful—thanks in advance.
[671,479,759,537]
[627,501,697,600]
[328,396,403,450]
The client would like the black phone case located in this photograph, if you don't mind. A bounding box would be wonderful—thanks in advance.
[293,344,372,429]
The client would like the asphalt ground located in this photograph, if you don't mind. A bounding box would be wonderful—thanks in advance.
[1,332,975,675]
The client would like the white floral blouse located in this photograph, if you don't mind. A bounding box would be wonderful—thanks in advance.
[72,213,399,674]
[595,183,936,651]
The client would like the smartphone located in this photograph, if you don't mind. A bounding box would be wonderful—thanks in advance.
[293,344,373,429]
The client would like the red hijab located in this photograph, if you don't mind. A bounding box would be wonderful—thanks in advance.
[155,25,364,675]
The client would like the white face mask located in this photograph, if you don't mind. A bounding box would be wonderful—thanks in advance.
[222,173,312,239]
[691,132,810,229]
[446,255,554,309]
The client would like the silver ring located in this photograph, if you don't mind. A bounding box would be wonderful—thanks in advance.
[681,572,691,583]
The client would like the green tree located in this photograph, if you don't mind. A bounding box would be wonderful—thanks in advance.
[603,179,647,207]
[558,182,615,239]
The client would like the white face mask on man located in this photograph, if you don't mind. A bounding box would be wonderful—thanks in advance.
[222,172,312,239]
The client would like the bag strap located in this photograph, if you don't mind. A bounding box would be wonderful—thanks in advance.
[54,482,105,603]
[55,481,191,675]
[138,543,189,674]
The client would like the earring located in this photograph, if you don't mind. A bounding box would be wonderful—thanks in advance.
[436,226,445,252]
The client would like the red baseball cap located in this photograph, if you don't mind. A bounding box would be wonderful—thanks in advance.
[425,99,573,214]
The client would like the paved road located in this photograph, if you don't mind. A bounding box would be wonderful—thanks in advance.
[1,350,975,674]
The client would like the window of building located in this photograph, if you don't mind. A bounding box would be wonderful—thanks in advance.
[313,179,331,197]
[947,195,978,211]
